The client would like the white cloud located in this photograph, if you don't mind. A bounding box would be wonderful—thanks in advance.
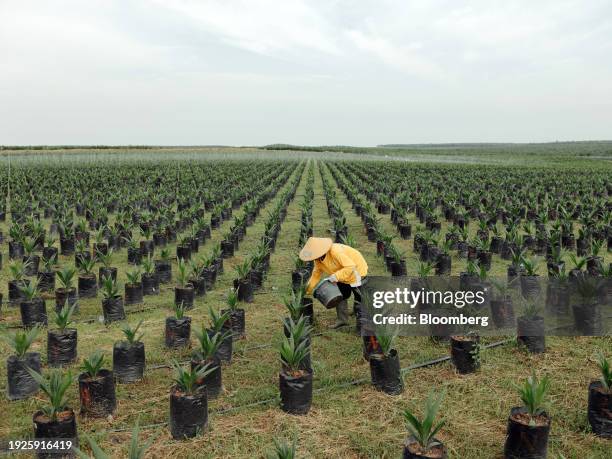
[0,0,611,145]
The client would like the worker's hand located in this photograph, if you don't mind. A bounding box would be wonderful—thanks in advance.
[325,275,337,284]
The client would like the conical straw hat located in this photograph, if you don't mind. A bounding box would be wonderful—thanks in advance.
[299,237,333,261]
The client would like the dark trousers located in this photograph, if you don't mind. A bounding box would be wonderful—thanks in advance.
[337,277,366,305]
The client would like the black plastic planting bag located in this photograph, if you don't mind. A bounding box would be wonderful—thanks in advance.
[279,370,313,415]
[450,336,480,374]
[155,260,172,283]
[78,274,97,298]
[520,275,541,300]
[33,409,78,459]
[55,288,78,313]
[588,381,612,438]
[504,407,550,459]
[9,279,28,305]
[175,286,194,309]
[142,273,159,295]
[369,350,404,395]
[572,303,603,336]
[190,277,206,297]
[236,279,254,303]
[517,316,545,354]
[113,341,145,383]
[165,316,191,348]
[47,329,78,367]
[38,271,56,292]
[125,283,143,305]
[7,353,41,400]
[79,369,117,417]
[102,296,126,323]
[207,328,233,363]
[191,356,222,399]
[170,387,208,439]
[490,297,515,329]
[20,298,48,327]
[221,308,245,339]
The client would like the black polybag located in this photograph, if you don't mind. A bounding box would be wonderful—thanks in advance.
[7,353,41,400]
[279,369,313,414]
[113,341,145,383]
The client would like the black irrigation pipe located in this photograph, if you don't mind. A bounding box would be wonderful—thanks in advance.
[106,338,513,433]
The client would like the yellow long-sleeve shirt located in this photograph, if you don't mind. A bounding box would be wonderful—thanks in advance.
[306,243,368,294]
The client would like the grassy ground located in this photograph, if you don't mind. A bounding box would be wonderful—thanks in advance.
[0,154,610,458]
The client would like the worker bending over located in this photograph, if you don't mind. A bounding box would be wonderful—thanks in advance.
[299,237,368,329]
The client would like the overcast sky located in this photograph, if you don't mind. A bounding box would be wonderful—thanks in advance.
[1,0,611,146]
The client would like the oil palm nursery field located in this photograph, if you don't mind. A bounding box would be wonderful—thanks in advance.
[0,146,610,458]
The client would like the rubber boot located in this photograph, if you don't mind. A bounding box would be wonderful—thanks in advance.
[332,299,349,329]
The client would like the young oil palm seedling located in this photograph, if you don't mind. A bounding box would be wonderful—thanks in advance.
[97,248,116,287]
[388,244,407,277]
[402,391,446,459]
[27,368,77,444]
[207,306,233,363]
[169,361,217,439]
[516,298,546,355]
[233,258,254,302]
[43,234,58,264]
[78,256,98,298]
[587,240,604,275]
[165,302,191,349]
[587,353,612,437]
[75,418,152,458]
[175,258,195,309]
[20,278,47,327]
[504,372,552,459]
[192,325,227,398]
[154,247,172,284]
[139,226,155,258]
[113,320,145,384]
[8,259,30,305]
[37,254,56,293]
[221,288,246,339]
[75,237,92,268]
[278,334,312,415]
[125,233,142,265]
[3,326,41,400]
[8,223,25,259]
[519,255,541,301]
[54,265,78,314]
[47,302,78,367]
[489,279,515,329]
[187,259,206,297]
[125,267,143,305]
[369,331,403,395]
[141,254,159,295]
[176,234,192,261]
[268,437,298,459]
[22,237,40,275]
[59,219,75,255]
[291,256,309,292]
[101,275,125,323]
[92,227,108,259]
[78,351,116,417]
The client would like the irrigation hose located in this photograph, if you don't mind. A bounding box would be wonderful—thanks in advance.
[106,338,512,433]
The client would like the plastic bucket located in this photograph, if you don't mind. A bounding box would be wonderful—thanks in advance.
[314,279,343,309]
